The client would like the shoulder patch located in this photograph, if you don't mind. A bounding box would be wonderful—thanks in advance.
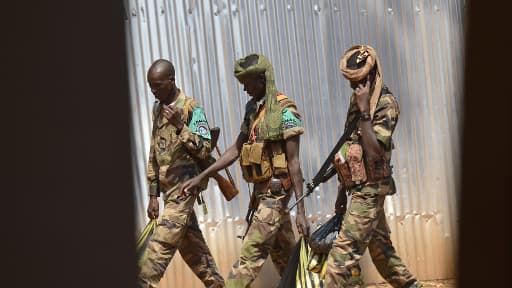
[281,107,303,130]
[189,107,211,140]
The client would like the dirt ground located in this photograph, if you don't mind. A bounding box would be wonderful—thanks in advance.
[365,279,456,287]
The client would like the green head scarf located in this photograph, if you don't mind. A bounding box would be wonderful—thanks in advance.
[234,53,282,141]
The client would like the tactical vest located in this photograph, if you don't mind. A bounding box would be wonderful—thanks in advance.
[240,94,296,184]
[333,87,393,189]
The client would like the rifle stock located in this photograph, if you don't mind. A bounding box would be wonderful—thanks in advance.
[212,172,239,201]
[196,156,239,202]
[196,126,239,201]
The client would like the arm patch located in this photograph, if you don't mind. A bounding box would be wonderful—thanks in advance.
[281,108,303,130]
[188,107,211,140]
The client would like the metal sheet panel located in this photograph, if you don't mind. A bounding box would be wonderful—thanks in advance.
[124,0,464,286]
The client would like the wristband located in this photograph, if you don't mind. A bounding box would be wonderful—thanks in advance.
[360,111,371,121]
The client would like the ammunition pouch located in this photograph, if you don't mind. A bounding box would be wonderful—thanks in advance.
[334,142,366,189]
[240,142,273,183]
[334,142,392,189]
[269,142,288,176]
[365,157,392,182]
[240,141,291,184]
[333,157,352,190]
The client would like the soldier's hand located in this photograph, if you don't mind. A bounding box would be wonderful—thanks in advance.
[162,105,184,131]
[354,77,371,112]
[178,177,201,200]
[296,213,310,238]
[147,196,159,220]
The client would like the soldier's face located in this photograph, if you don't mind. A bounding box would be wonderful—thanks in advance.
[350,70,377,90]
[350,76,369,90]
[148,73,175,103]
[241,77,265,100]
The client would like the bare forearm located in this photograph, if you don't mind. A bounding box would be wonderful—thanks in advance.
[198,143,240,179]
[289,159,306,214]
[285,135,306,215]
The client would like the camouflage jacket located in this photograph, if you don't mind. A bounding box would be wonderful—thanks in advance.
[344,85,400,194]
[147,90,212,200]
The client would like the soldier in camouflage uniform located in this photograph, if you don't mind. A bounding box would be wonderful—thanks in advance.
[323,45,422,288]
[181,53,310,288]
[137,59,225,288]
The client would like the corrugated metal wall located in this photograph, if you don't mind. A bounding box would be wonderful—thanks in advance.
[124,0,465,286]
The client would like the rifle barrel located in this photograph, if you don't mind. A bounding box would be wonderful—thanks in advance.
[288,166,338,211]
[288,185,314,210]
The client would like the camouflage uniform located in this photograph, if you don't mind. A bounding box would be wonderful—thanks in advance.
[225,94,304,288]
[138,90,225,288]
[324,87,422,288]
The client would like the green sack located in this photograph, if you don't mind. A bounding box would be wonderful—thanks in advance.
[136,219,157,262]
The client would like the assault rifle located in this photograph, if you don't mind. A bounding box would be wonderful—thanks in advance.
[288,113,361,210]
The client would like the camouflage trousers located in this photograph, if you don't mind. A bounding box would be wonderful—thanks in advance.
[138,200,225,288]
[226,197,296,288]
[324,185,421,288]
